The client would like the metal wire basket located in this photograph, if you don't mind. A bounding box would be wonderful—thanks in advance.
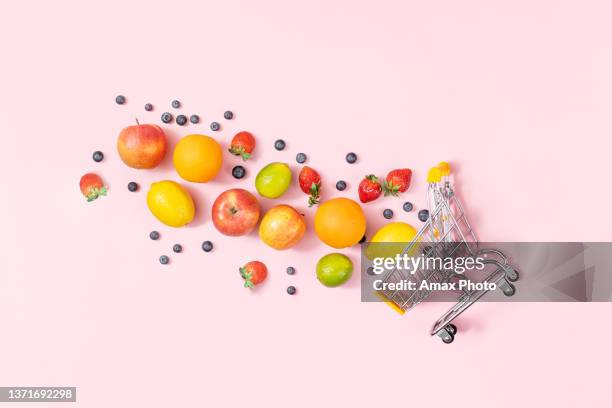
[376,163,519,343]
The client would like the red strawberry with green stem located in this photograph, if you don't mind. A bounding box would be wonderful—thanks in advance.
[298,166,321,207]
[358,175,382,203]
[79,173,107,202]
[384,168,412,196]
[240,261,268,288]
[228,131,256,161]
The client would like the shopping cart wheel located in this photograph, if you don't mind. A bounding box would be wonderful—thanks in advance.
[505,268,519,282]
[445,324,457,335]
[442,334,455,344]
[500,281,516,297]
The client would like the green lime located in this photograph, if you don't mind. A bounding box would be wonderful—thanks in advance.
[316,253,353,287]
[255,162,292,198]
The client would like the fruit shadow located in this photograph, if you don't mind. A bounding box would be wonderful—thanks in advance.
[155,126,181,173]
[183,183,208,228]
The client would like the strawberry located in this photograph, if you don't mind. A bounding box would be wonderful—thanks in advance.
[298,166,321,207]
[79,173,107,202]
[228,131,256,161]
[358,175,382,203]
[240,261,268,288]
[384,168,412,196]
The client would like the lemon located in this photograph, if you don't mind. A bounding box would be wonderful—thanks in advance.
[365,222,417,260]
[173,134,222,182]
[147,180,195,227]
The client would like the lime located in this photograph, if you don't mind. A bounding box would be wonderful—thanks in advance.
[255,162,292,198]
[316,253,353,287]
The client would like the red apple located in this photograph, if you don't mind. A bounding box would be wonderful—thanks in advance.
[117,121,167,169]
[212,189,261,236]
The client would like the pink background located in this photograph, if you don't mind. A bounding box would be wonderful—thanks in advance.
[1,1,611,407]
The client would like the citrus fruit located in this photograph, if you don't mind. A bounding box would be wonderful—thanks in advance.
[365,222,417,259]
[173,134,223,182]
[259,205,306,250]
[146,180,195,227]
[255,162,292,198]
[316,253,353,287]
[314,198,366,248]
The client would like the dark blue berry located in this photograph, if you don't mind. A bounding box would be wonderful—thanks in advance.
[274,139,286,151]
[115,95,126,105]
[161,112,173,123]
[403,202,413,212]
[296,153,307,163]
[346,152,357,164]
[286,266,296,275]
[144,103,153,111]
[173,244,182,253]
[176,115,187,126]
[127,182,138,192]
[287,286,297,295]
[171,99,181,108]
[210,122,220,131]
[359,235,366,244]
[224,110,234,120]
[232,165,246,179]
[418,209,429,222]
[336,180,347,191]
[383,209,394,219]
[367,266,376,276]
[190,114,199,124]
[149,231,160,240]
[92,151,104,162]
[159,255,169,265]
[202,241,213,252]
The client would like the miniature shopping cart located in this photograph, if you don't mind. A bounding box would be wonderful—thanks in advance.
[376,162,519,343]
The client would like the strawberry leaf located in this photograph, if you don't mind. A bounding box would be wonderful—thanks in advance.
[307,182,321,207]
[383,181,400,197]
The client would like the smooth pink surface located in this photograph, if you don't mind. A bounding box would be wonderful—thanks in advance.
[1,1,611,407]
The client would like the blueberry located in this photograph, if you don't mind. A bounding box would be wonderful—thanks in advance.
[161,112,173,123]
[176,115,187,126]
[287,286,297,295]
[296,153,307,163]
[286,266,296,275]
[149,231,160,240]
[346,152,357,164]
[127,182,139,192]
[159,255,169,265]
[115,95,126,105]
[359,235,367,244]
[232,165,246,179]
[403,202,413,212]
[418,209,429,222]
[367,266,375,276]
[202,241,213,252]
[189,114,199,124]
[173,244,183,253]
[210,122,220,131]
[144,103,153,111]
[224,110,234,120]
[336,180,347,191]
[274,139,286,151]
[92,151,104,162]
[171,99,181,108]
[383,209,394,219]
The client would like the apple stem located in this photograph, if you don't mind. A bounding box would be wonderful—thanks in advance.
[135,118,140,125]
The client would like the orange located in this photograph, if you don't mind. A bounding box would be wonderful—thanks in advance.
[314,198,366,248]
[173,134,222,182]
